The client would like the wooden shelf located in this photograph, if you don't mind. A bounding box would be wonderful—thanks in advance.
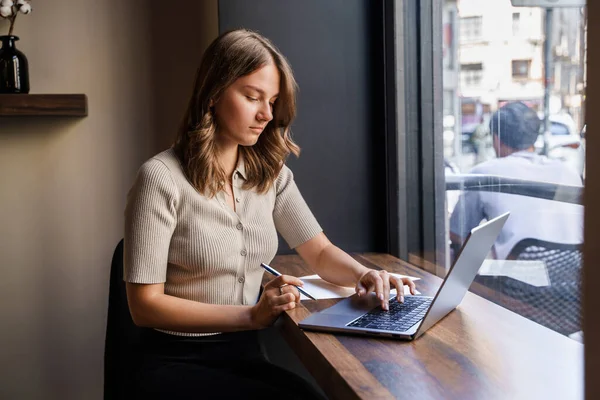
[0,94,88,117]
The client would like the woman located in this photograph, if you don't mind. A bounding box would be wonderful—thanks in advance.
[125,29,416,399]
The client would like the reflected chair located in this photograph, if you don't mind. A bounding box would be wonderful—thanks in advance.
[473,238,582,336]
[104,239,144,399]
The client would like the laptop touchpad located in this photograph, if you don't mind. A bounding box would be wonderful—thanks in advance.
[321,293,382,316]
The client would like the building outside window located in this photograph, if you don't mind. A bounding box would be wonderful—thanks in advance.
[440,0,586,341]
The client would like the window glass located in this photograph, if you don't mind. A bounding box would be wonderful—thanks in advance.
[460,16,483,42]
[443,0,586,340]
[461,63,483,87]
[512,59,531,79]
[512,12,521,36]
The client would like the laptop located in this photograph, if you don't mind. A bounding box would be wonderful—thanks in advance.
[298,212,510,340]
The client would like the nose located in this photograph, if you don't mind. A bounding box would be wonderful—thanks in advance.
[257,101,273,122]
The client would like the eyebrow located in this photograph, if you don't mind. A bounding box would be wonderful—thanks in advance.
[243,85,279,99]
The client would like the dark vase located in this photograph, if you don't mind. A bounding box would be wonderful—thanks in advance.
[0,35,30,94]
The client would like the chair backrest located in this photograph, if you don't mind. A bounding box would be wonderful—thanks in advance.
[507,238,582,286]
[104,239,143,399]
[505,238,582,335]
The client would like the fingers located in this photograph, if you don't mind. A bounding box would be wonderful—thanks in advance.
[273,302,297,313]
[355,281,367,297]
[264,284,300,307]
[264,274,304,290]
[280,284,301,303]
[270,290,297,306]
[261,290,297,317]
[255,276,302,328]
[374,273,384,303]
[404,277,417,295]
[357,270,418,309]
[381,271,390,310]
[390,276,405,303]
[356,270,387,309]
[356,270,381,297]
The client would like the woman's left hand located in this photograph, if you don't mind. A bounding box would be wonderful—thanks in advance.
[355,269,416,310]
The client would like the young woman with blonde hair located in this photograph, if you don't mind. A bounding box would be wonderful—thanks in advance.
[124,28,415,398]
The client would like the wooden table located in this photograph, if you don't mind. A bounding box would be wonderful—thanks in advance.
[269,253,583,400]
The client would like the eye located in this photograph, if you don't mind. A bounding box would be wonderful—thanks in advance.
[246,96,259,102]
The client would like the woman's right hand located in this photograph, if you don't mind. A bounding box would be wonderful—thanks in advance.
[250,275,303,329]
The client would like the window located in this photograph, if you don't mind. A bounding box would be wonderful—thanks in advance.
[387,0,586,340]
[512,59,531,79]
[512,12,520,36]
[461,63,483,87]
[460,16,482,42]
[440,2,586,339]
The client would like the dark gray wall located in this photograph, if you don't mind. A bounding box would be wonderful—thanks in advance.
[219,0,387,254]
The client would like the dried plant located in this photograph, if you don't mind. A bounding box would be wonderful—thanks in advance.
[0,0,32,36]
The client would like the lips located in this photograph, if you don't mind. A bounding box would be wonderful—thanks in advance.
[250,126,265,133]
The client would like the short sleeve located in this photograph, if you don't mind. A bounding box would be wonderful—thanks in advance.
[124,158,178,284]
[273,165,323,249]
[449,190,485,240]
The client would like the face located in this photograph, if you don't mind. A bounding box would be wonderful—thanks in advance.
[213,63,280,149]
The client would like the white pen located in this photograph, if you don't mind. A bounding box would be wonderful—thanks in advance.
[260,263,317,300]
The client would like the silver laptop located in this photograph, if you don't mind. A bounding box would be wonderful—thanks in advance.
[299,212,509,340]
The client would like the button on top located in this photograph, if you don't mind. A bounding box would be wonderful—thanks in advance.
[238,276,245,283]
[235,197,241,203]
[233,173,238,180]
[236,223,243,230]
[240,249,247,256]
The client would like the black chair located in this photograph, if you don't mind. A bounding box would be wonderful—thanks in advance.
[104,239,144,399]
[474,238,582,336]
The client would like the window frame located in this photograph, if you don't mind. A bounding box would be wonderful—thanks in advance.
[460,16,483,43]
[384,0,446,275]
[461,63,484,87]
[512,59,532,79]
[512,12,521,36]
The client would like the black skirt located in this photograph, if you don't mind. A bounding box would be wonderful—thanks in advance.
[135,328,327,400]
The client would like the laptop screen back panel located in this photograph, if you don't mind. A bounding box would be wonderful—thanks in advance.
[413,212,509,339]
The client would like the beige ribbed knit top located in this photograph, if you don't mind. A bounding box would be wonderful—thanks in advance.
[123,148,322,336]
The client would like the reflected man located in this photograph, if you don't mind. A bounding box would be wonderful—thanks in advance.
[449,101,583,260]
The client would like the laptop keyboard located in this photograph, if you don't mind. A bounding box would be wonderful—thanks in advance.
[347,296,433,332]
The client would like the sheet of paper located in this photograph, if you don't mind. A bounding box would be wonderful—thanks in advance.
[478,259,550,287]
[298,273,420,301]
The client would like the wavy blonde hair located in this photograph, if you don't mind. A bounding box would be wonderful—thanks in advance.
[174,29,300,197]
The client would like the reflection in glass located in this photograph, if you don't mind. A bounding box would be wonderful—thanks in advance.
[441,0,586,339]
